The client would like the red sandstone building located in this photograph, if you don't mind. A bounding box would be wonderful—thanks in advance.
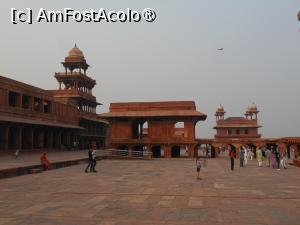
[0,45,108,152]
[101,101,300,159]
[198,104,300,159]
[100,101,206,158]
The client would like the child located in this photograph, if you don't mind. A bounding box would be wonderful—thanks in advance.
[196,157,202,179]
[14,149,20,159]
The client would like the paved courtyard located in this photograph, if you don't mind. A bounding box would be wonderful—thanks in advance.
[0,157,300,225]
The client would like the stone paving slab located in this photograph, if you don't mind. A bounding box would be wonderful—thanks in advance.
[0,157,300,225]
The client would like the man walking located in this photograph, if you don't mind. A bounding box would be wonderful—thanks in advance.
[265,147,271,167]
[85,148,93,173]
[196,157,202,179]
[239,147,245,167]
[229,149,235,171]
[91,149,98,173]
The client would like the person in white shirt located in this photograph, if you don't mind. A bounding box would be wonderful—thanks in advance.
[243,146,248,166]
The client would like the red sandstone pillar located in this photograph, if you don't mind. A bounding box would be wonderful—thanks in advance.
[4,126,9,150]
[58,131,62,149]
[49,130,54,149]
[17,126,22,149]
[19,94,23,108]
[164,146,171,158]
[40,128,44,149]
[128,146,133,157]
[40,99,44,113]
[188,145,195,158]
[30,97,34,111]
[30,127,34,150]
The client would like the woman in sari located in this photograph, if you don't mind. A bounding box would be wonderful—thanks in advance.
[256,148,263,167]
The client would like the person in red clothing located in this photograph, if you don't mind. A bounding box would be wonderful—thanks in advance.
[229,149,235,171]
[40,152,51,171]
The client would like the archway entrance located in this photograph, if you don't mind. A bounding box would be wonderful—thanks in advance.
[133,145,144,157]
[116,145,128,156]
[171,145,180,158]
[151,146,161,158]
[211,145,216,158]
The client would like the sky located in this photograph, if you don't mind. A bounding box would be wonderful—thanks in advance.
[0,0,299,138]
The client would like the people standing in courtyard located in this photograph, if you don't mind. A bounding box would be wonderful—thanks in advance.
[281,149,288,169]
[244,146,248,166]
[249,148,254,161]
[205,145,210,159]
[256,147,263,167]
[290,147,295,160]
[85,148,93,173]
[265,147,271,167]
[40,152,51,171]
[196,157,202,179]
[262,147,266,163]
[91,148,98,173]
[14,149,20,159]
[229,149,235,171]
[271,147,277,169]
[275,148,281,170]
[239,147,245,167]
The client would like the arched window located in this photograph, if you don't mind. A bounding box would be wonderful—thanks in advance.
[174,122,185,137]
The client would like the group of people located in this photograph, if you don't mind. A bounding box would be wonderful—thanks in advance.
[255,146,288,170]
[229,145,289,171]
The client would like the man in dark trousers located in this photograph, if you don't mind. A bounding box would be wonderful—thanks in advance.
[229,149,235,171]
[85,148,93,173]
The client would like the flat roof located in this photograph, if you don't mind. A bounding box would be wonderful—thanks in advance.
[0,115,83,129]
[99,110,207,120]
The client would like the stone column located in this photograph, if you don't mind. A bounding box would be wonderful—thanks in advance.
[40,128,44,149]
[128,146,133,157]
[19,94,23,108]
[4,126,9,150]
[164,145,171,158]
[30,97,34,111]
[17,126,22,149]
[30,127,34,150]
[49,130,54,149]
[58,131,62,149]
[188,145,195,158]
[40,99,44,113]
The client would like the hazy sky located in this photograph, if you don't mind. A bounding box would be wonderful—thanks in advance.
[1,0,299,138]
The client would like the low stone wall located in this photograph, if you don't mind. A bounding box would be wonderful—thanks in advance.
[0,156,104,179]
[293,159,300,167]
[0,155,151,180]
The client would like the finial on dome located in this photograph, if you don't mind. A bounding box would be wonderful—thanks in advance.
[216,104,225,112]
[67,44,85,59]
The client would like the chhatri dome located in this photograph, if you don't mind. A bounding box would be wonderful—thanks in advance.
[249,103,258,111]
[67,44,85,59]
[246,103,258,114]
[217,104,225,112]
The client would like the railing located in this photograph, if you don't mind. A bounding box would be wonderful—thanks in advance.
[98,149,152,159]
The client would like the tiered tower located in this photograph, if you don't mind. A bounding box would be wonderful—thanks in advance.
[50,45,107,149]
[53,44,100,113]
[215,104,225,121]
